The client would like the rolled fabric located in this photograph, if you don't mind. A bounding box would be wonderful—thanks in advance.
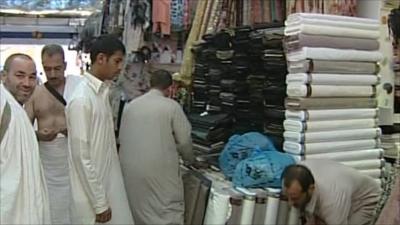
[286,47,383,62]
[285,97,378,110]
[284,23,380,39]
[288,60,379,75]
[264,188,281,225]
[341,159,385,170]
[284,139,380,155]
[236,188,256,225]
[277,198,290,225]
[284,128,381,143]
[286,13,379,28]
[284,118,378,132]
[286,73,379,86]
[286,84,375,98]
[285,108,378,121]
[251,189,267,225]
[304,149,383,161]
[284,34,380,51]
[359,168,384,179]
[203,187,231,225]
[287,207,300,225]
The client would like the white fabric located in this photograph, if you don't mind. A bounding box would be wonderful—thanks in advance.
[359,169,384,179]
[284,118,378,132]
[0,83,51,224]
[284,139,380,155]
[286,13,379,26]
[64,75,83,102]
[284,23,380,39]
[286,73,379,86]
[66,72,134,225]
[287,207,300,225]
[287,84,375,97]
[39,135,71,224]
[264,188,281,225]
[284,128,381,143]
[305,149,383,161]
[341,159,384,170]
[204,187,231,225]
[286,47,383,62]
[285,108,378,121]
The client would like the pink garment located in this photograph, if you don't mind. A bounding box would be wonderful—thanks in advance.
[152,0,171,35]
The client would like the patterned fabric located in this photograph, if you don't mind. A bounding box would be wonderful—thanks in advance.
[171,0,184,31]
[286,0,357,16]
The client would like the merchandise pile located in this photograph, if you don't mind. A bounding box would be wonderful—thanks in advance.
[283,13,384,184]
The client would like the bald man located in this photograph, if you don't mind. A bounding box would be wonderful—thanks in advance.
[0,54,51,224]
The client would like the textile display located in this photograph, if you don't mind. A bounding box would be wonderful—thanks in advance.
[286,73,379,86]
[286,84,375,98]
[264,188,281,225]
[284,128,381,144]
[286,0,357,16]
[283,139,380,155]
[283,13,383,179]
[288,59,379,74]
[285,97,378,110]
[285,108,378,121]
[341,159,385,170]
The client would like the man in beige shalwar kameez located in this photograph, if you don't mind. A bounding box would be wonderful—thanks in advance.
[119,69,195,225]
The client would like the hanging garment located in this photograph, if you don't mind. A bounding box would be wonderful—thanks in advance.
[66,72,134,225]
[171,0,184,31]
[119,89,194,225]
[0,83,51,225]
[152,0,171,35]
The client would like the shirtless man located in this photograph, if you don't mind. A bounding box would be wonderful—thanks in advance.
[25,44,81,224]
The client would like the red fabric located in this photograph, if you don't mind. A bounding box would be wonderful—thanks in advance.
[152,0,171,35]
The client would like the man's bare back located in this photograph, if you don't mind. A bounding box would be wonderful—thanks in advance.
[25,84,67,141]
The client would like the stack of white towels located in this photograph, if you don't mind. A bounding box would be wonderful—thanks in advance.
[282,13,385,184]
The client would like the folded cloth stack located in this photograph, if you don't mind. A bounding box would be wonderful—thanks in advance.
[283,13,385,179]
[189,113,234,154]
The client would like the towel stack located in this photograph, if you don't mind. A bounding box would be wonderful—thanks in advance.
[283,13,384,182]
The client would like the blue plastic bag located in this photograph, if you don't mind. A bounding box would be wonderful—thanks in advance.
[219,132,277,179]
[232,150,295,188]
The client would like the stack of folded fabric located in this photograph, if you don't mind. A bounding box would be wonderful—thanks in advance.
[189,113,234,154]
[192,42,210,112]
[283,13,385,180]
[260,26,287,149]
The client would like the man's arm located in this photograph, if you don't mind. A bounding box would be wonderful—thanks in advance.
[24,91,35,124]
[171,103,195,164]
[66,98,109,214]
[323,189,352,225]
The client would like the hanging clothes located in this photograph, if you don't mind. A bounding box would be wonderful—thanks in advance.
[152,0,171,35]
[171,0,185,31]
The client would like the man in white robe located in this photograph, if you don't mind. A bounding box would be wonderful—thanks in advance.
[119,69,195,225]
[66,35,134,224]
[25,44,82,224]
[0,54,51,224]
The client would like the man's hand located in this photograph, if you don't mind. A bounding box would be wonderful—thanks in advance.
[37,128,59,141]
[95,208,112,223]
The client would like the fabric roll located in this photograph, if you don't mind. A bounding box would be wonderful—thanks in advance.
[237,188,256,225]
[226,191,244,225]
[264,188,281,225]
[204,187,231,225]
[285,34,380,51]
[287,84,375,97]
[341,159,385,170]
[359,169,384,179]
[286,13,380,26]
[304,149,383,161]
[285,97,378,110]
[287,207,300,225]
[286,47,383,62]
[284,139,380,155]
[286,73,379,86]
[288,60,379,75]
[277,199,290,225]
[252,189,267,225]
[285,108,378,121]
[284,23,380,39]
[284,128,381,143]
[284,118,378,132]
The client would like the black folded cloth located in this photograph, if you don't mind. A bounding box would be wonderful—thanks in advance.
[263,84,286,96]
[189,112,234,131]
[213,31,232,51]
[264,106,285,120]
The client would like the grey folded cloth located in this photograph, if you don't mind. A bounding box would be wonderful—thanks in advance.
[288,59,380,74]
[285,97,378,110]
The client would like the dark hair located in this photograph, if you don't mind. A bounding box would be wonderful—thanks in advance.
[90,35,126,63]
[3,53,34,72]
[41,44,65,60]
[281,164,315,192]
[150,69,173,90]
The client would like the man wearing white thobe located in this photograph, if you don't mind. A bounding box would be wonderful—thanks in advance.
[0,54,51,224]
[119,69,195,225]
[66,35,134,224]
